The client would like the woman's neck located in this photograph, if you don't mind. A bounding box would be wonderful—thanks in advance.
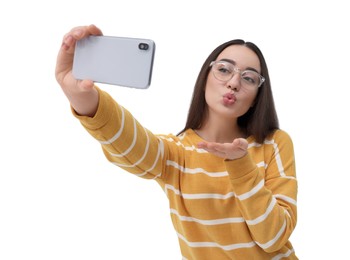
[195,116,244,143]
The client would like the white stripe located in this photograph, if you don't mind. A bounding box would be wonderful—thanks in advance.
[271,248,295,260]
[164,184,180,196]
[265,139,286,177]
[165,184,236,200]
[170,208,244,225]
[165,181,267,202]
[256,161,267,168]
[157,136,165,159]
[159,135,207,153]
[150,173,162,180]
[246,198,277,225]
[167,160,265,178]
[255,219,287,250]
[177,232,256,251]
[273,143,286,177]
[176,219,290,253]
[274,194,297,206]
[248,142,261,148]
[177,132,186,141]
[109,117,137,157]
[166,160,228,177]
[237,179,264,201]
[281,176,297,180]
[170,198,277,227]
[99,104,125,145]
[183,192,235,200]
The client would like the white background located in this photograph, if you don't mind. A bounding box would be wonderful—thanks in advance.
[1,0,349,259]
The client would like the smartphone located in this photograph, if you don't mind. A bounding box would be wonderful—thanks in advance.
[72,35,155,89]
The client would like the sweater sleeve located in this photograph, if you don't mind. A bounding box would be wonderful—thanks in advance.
[225,130,297,253]
[72,87,165,180]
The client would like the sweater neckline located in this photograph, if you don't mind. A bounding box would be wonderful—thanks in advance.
[185,128,254,143]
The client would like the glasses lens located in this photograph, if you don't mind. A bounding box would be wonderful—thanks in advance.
[241,71,261,87]
[212,62,233,81]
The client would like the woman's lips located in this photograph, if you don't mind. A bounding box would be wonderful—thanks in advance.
[223,93,236,105]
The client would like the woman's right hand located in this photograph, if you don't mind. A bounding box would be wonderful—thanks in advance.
[55,24,103,117]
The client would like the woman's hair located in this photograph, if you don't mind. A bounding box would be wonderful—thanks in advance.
[178,39,279,144]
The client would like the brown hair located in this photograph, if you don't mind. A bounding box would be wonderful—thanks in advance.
[178,39,279,144]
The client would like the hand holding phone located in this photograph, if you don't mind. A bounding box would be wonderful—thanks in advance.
[56,25,103,117]
[72,35,156,89]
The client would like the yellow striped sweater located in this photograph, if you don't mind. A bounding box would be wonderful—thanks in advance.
[75,88,298,259]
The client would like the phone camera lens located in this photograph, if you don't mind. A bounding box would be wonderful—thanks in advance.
[139,43,149,50]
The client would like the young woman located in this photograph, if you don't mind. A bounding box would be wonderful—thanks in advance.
[56,24,298,259]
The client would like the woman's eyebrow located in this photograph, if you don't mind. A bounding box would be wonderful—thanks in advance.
[219,58,236,65]
[219,58,260,73]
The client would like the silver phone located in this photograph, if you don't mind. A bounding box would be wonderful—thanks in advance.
[72,35,155,89]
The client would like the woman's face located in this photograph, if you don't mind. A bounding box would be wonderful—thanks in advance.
[204,45,262,120]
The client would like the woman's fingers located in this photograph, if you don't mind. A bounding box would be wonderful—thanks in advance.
[197,138,248,160]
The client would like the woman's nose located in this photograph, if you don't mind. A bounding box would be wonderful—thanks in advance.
[226,73,241,92]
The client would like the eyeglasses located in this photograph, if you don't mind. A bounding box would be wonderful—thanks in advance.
[210,61,265,88]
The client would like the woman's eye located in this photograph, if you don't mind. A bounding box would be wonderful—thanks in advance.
[242,71,259,84]
[218,67,231,74]
[243,76,255,84]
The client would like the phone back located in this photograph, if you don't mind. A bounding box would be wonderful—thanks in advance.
[72,36,155,89]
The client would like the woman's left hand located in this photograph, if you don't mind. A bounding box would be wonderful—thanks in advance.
[197,138,248,160]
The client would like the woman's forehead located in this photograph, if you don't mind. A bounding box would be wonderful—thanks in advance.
[217,45,261,70]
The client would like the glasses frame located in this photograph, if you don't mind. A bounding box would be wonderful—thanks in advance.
[210,61,265,88]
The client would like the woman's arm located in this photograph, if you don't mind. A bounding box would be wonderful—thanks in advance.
[226,130,297,252]
[198,130,297,252]
[73,87,166,180]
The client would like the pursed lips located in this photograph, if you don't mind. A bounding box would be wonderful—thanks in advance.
[223,92,236,105]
